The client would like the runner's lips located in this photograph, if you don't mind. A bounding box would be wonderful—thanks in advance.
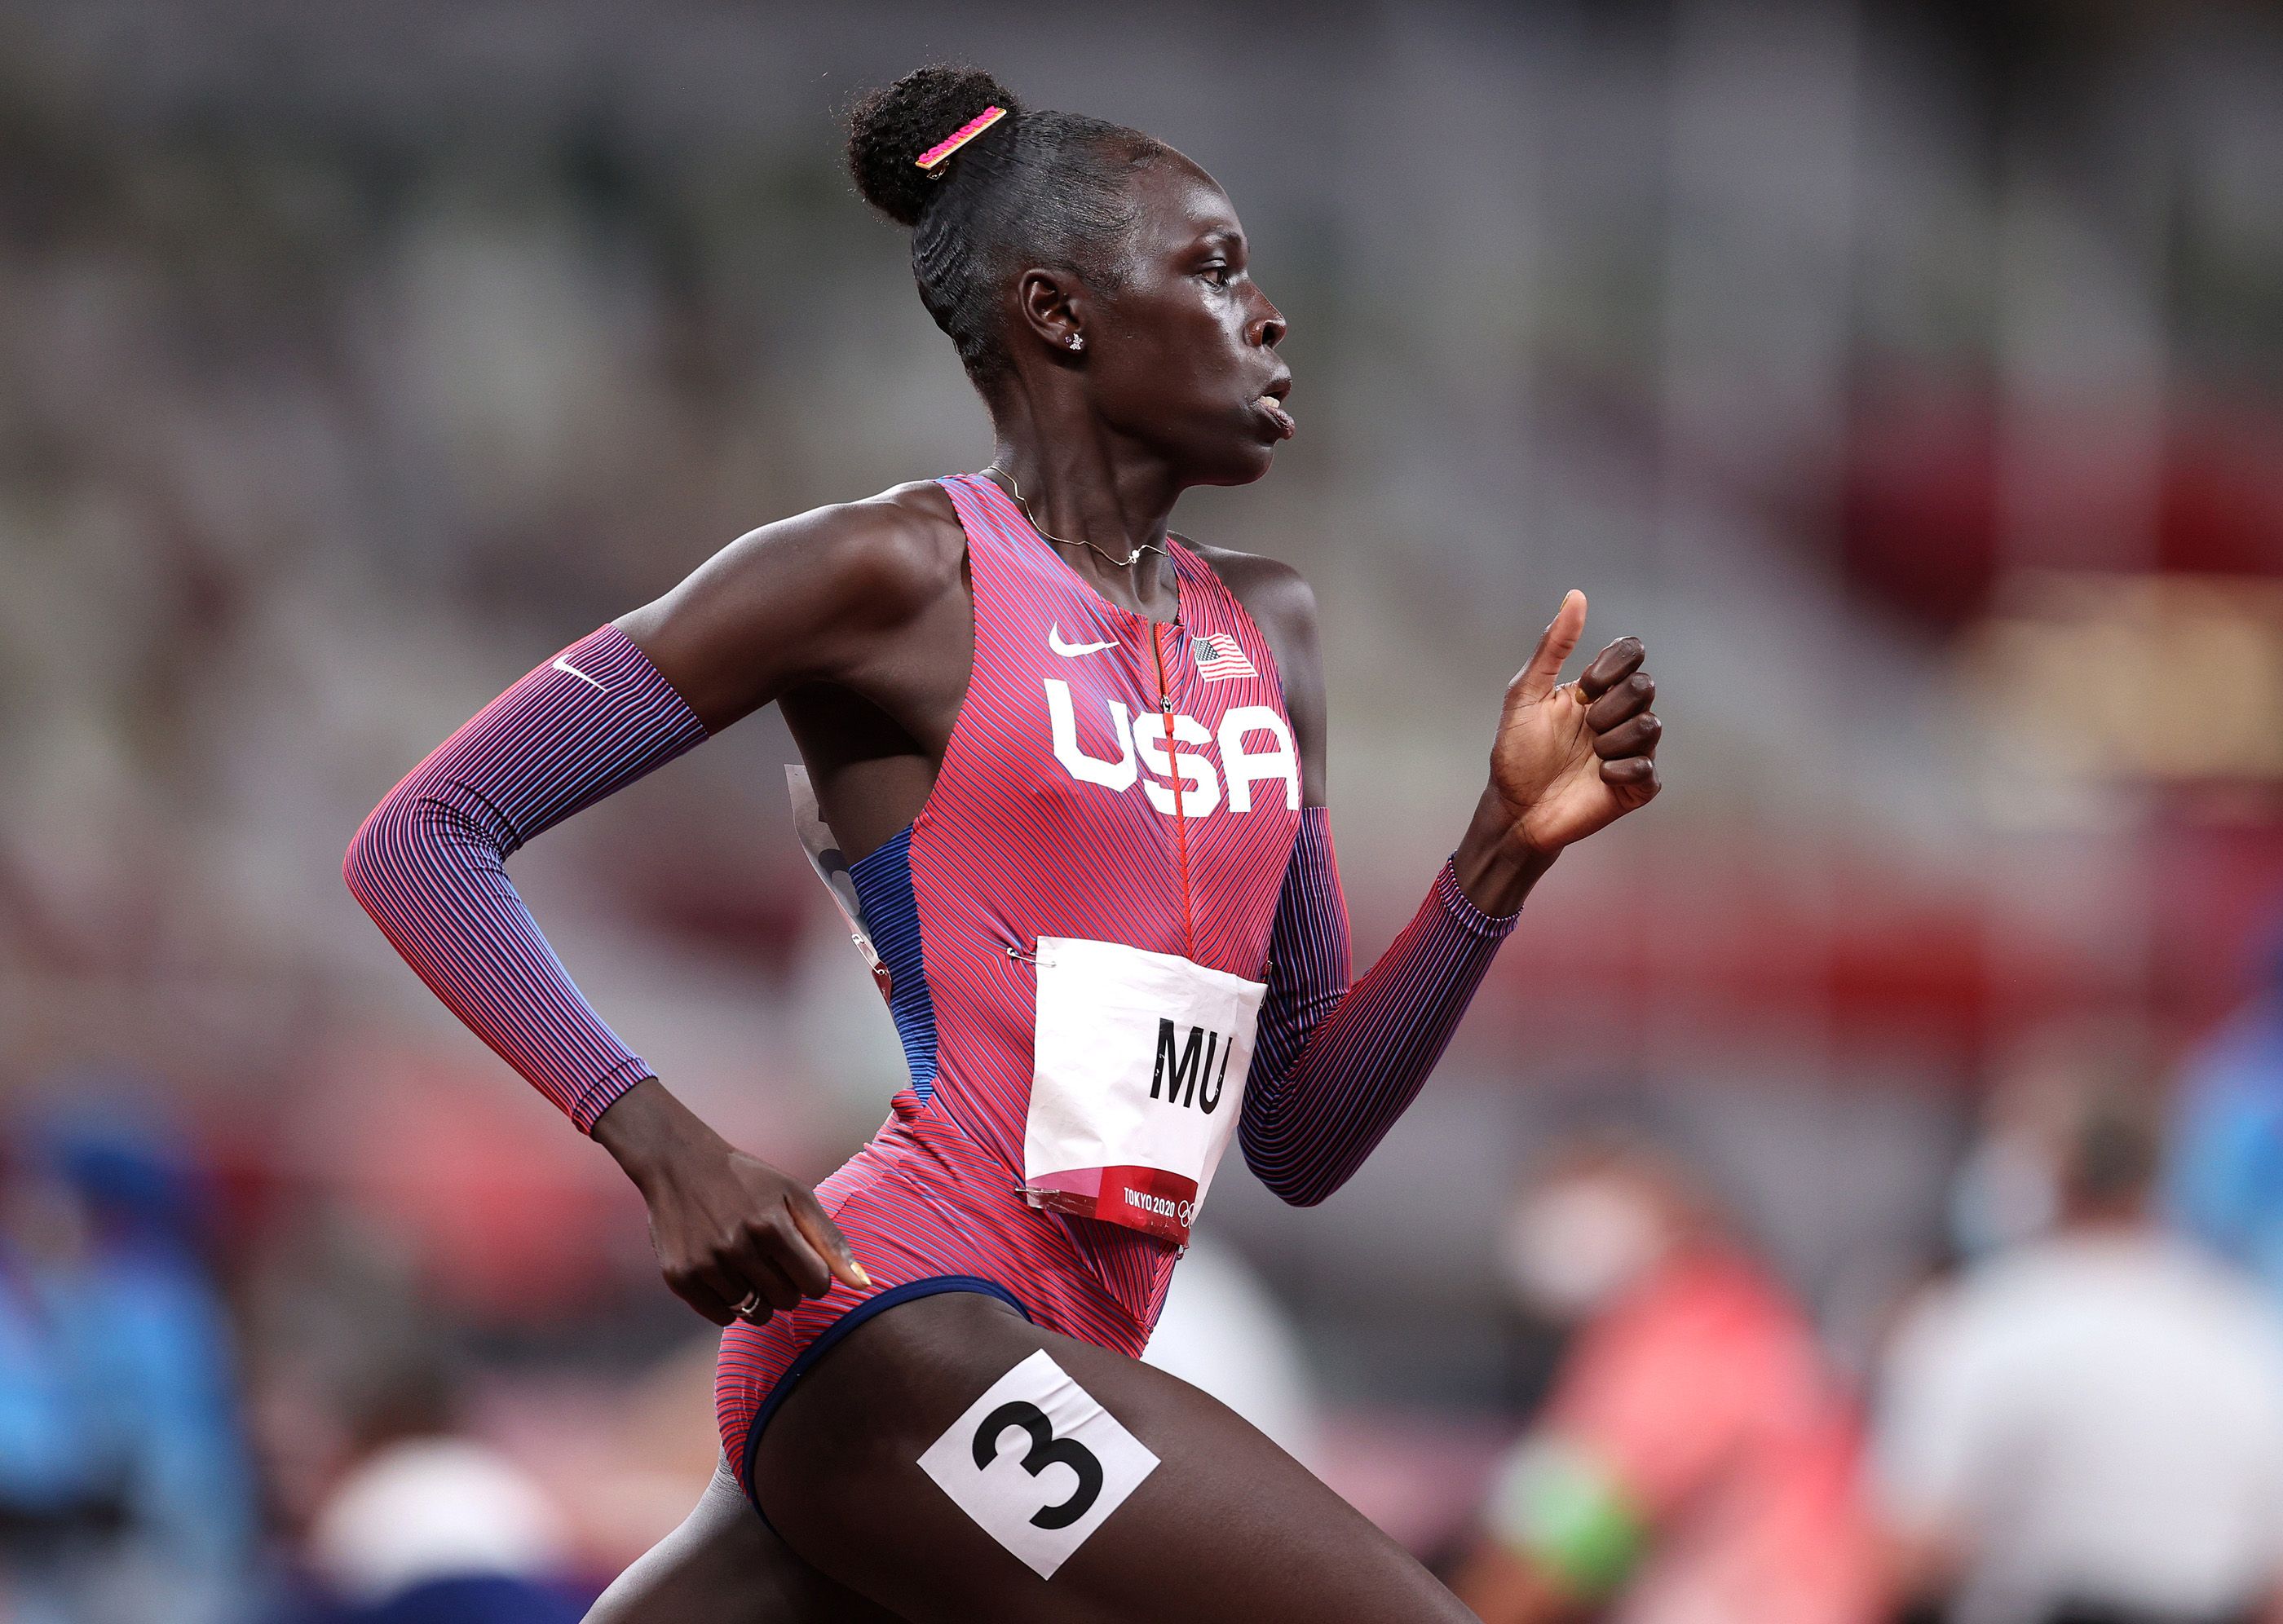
[1255,393,1296,439]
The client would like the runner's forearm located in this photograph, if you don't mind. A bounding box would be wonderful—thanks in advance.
[1239,808,1518,1206]
[343,625,708,1132]
[591,1075,730,1189]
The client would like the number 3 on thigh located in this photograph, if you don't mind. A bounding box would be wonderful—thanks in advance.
[919,1350,1159,1578]
[971,1400,1106,1529]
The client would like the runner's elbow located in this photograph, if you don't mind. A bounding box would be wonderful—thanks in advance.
[342,778,483,920]
[1267,1173,1342,1207]
[342,790,407,916]
[1242,1137,1342,1207]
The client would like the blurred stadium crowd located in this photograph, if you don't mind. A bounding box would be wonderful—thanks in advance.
[2,1,2281,1619]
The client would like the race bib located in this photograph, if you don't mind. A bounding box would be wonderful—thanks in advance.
[1022,938,1265,1246]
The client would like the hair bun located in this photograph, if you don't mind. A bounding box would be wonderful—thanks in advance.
[847,66,1021,227]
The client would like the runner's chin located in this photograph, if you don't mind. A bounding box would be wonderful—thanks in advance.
[1198,416,1280,486]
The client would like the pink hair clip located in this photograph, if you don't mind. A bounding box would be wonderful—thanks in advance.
[916,105,1007,173]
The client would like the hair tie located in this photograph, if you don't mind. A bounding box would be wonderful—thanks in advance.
[916,105,1007,174]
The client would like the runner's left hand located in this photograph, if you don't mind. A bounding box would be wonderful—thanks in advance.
[592,1077,870,1326]
[1487,590,1661,856]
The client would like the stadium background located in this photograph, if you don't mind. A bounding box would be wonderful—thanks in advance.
[3,0,2281,1617]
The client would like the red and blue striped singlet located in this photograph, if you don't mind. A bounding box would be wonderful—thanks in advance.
[714,473,1304,1485]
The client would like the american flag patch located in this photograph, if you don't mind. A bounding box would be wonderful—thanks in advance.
[1192,634,1256,682]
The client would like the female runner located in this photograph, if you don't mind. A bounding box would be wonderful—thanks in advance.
[346,65,1663,1622]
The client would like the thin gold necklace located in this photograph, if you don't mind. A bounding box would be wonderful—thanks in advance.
[981,466,1165,571]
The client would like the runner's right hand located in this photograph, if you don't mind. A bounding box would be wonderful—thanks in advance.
[590,1076,870,1326]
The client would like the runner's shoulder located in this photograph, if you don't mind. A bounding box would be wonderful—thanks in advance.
[1180,541,1319,655]
[753,479,967,620]
[698,477,968,630]
[1181,541,1325,770]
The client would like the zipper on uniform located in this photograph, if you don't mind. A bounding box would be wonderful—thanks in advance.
[1151,624,1197,961]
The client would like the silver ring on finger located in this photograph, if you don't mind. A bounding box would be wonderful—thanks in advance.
[734,1290,762,1317]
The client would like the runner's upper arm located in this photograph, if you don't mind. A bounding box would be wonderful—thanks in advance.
[616,488,958,734]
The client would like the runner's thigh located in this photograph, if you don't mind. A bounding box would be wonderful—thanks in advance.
[585,1456,905,1624]
[751,1291,1476,1624]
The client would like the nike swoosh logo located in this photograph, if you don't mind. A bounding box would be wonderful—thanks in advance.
[552,655,607,692]
[1048,624,1118,658]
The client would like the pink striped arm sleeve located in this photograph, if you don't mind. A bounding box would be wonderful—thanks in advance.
[342,626,709,1132]
[1240,807,1519,1206]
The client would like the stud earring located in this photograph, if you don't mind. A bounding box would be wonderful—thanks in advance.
[1067,334,1085,351]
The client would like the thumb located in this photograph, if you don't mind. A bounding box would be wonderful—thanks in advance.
[790,1194,872,1291]
[1511,589,1588,706]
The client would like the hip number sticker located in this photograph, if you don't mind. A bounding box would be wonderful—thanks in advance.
[972,1400,1105,1529]
[918,1348,1161,1578]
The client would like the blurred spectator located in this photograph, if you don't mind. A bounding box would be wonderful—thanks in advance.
[2168,939,2283,1301]
[273,1346,584,1624]
[305,1437,579,1624]
[0,1155,125,1622]
[1946,1053,2083,1265]
[1875,1080,2283,1624]
[1451,1140,1879,1624]
[0,1103,254,1624]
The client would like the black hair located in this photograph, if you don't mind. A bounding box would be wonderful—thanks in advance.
[2064,1093,2161,1210]
[847,66,1168,395]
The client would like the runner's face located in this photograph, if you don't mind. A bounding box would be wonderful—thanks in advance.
[1084,162,1292,486]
